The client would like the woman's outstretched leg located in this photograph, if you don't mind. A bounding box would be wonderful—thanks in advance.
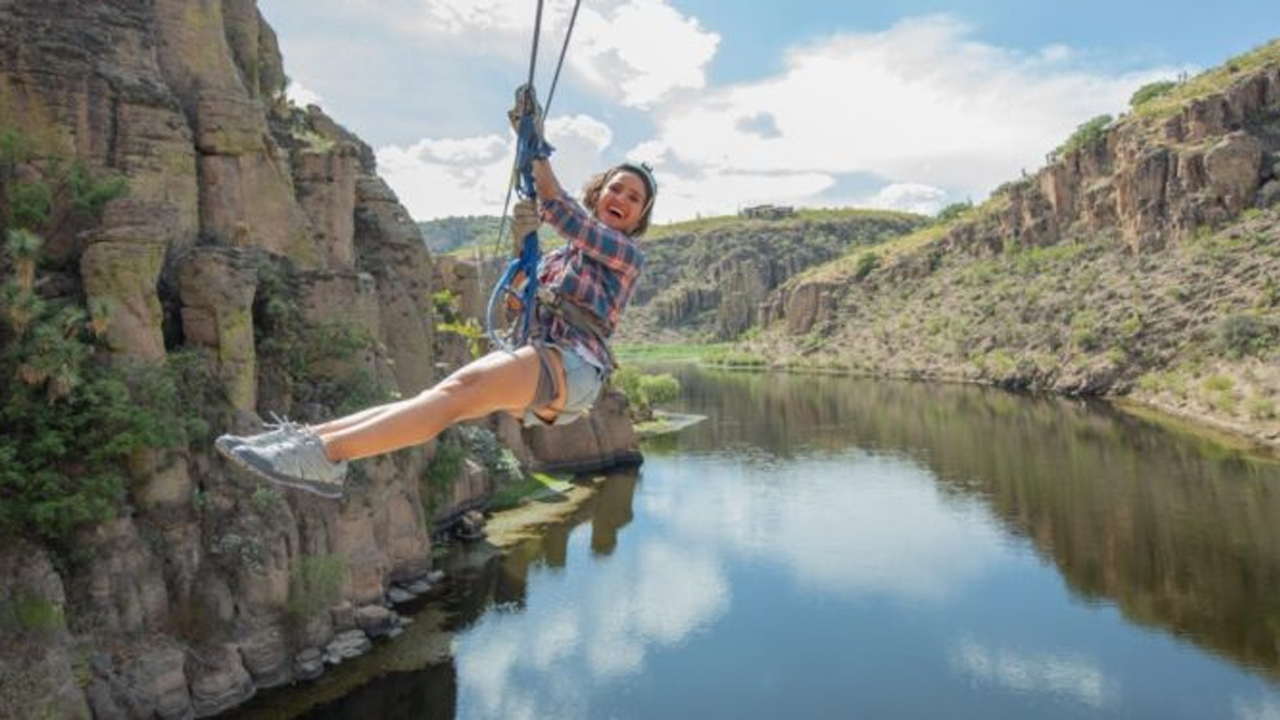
[322,345,562,461]
[219,346,565,496]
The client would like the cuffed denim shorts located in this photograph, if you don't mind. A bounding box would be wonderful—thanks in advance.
[523,342,604,427]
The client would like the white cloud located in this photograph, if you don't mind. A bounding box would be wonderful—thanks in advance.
[642,14,1181,219]
[374,113,616,220]
[571,1,720,107]
[866,183,950,214]
[285,79,324,107]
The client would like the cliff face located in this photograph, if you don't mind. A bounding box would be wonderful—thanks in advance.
[756,44,1280,450]
[0,3,636,717]
[622,212,927,343]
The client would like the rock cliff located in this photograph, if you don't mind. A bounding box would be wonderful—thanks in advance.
[621,212,926,343]
[0,2,639,717]
[754,42,1280,451]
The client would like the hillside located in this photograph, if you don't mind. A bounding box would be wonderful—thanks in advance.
[730,40,1280,451]
[621,208,929,343]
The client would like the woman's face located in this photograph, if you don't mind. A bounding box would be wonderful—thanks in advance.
[594,170,649,234]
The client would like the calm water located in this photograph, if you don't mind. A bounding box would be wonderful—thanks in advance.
[293,367,1280,719]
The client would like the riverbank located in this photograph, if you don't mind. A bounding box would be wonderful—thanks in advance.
[622,346,1280,459]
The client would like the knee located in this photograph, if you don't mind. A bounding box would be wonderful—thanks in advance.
[429,368,483,403]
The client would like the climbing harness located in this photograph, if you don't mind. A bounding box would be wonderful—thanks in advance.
[485,0,582,351]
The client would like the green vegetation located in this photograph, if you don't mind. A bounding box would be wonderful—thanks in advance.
[612,367,680,415]
[255,259,394,417]
[0,591,62,638]
[432,289,486,359]
[615,342,734,364]
[643,206,920,243]
[1214,312,1278,359]
[1132,39,1280,121]
[286,554,347,619]
[0,132,218,549]
[490,471,574,511]
[1052,114,1113,159]
[934,200,973,224]
[1129,80,1178,109]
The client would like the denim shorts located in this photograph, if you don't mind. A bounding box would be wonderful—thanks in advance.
[523,343,604,427]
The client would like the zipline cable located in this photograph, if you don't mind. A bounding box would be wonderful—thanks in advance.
[486,0,582,350]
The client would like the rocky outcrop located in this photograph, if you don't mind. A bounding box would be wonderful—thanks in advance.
[627,213,926,342]
[946,65,1280,257]
[1,3,650,716]
[523,390,644,473]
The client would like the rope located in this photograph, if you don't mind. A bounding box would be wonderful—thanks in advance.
[485,0,582,350]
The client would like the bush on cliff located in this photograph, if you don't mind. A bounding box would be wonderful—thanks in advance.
[0,134,201,550]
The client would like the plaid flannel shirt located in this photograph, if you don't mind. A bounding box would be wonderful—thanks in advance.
[535,190,644,370]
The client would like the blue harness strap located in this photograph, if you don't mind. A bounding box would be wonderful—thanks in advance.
[485,112,554,350]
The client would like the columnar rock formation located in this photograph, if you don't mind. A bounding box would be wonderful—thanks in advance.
[0,2,640,717]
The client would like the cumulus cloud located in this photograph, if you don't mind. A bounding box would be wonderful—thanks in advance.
[641,14,1181,219]
[285,79,324,107]
[375,113,615,220]
[866,183,951,214]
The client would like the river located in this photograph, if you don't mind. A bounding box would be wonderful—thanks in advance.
[237,366,1280,719]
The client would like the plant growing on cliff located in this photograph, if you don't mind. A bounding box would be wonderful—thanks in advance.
[1129,80,1178,109]
[0,150,210,549]
[254,257,395,417]
[286,554,348,620]
[1051,114,1113,160]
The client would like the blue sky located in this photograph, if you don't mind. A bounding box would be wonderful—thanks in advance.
[260,0,1278,223]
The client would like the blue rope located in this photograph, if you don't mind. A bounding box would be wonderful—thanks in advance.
[486,114,554,350]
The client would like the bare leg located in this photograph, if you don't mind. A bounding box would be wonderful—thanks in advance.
[308,397,413,436]
[320,346,565,462]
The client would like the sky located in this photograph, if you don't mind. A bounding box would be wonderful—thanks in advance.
[259,1,1279,224]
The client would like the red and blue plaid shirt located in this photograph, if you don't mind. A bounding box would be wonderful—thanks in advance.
[536,190,644,369]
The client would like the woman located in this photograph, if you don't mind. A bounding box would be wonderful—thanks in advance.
[216,154,654,499]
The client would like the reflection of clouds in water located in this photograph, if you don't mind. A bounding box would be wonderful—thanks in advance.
[458,538,729,719]
[645,452,1010,602]
[950,636,1113,708]
[587,540,730,678]
[1236,694,1280,720]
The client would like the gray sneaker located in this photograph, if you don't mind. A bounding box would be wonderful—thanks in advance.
[226,429,348,500]
[214,414,306,456]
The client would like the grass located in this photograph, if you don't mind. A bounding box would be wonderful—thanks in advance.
[641,207,921,243]
[1132,39,1280,122]
[796,224,948,285]
[490,472,575,511]
[615,341,736,364]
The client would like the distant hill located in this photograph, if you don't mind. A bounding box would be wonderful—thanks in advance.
[418,215,503,255]
[621,207,930,342]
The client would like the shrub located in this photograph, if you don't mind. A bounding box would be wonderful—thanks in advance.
[934,200,973,224]
[1129,80,1177,109]
[1215,313,1278,358]
[1052,114,1113,159]
[853,252,881,281]
[285,554,347,619]
[612,367,682,415]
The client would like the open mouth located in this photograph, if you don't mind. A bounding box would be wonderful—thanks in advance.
[605,206,625,220]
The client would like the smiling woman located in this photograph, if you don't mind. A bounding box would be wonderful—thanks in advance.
[217,110,657,501]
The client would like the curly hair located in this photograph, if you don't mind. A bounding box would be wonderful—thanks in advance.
[581,164,657,237]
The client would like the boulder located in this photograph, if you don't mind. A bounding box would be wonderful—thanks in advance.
[81,241,167,363]
[188,643,255,718]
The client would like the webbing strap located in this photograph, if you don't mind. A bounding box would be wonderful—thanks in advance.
[486,0,582,351]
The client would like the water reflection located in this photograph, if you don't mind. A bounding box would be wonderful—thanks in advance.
[949,636,1113,708]
[257,367,1280,719]
[453,484,730,718]
[641,451,1010,603]
[665,367,1280,679]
